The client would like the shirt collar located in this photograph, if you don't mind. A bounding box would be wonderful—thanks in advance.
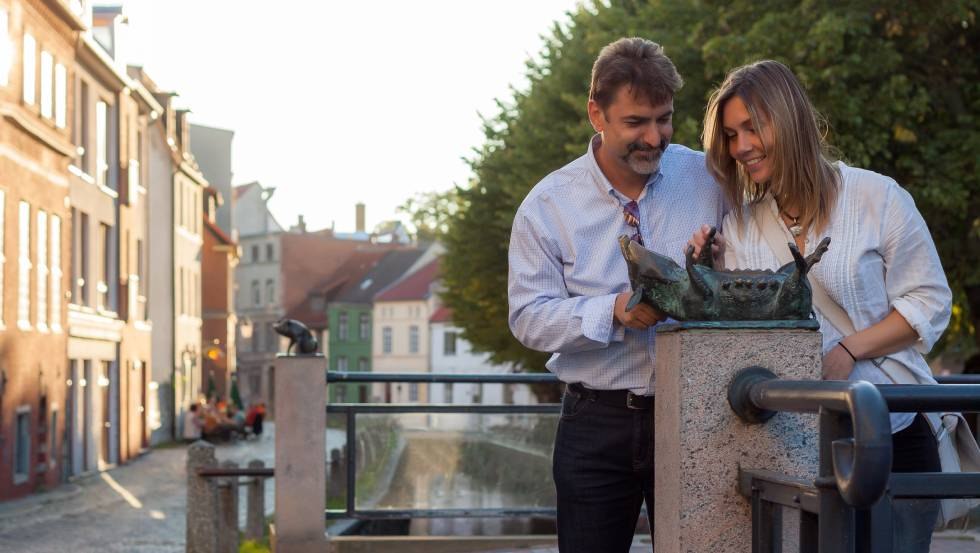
[586,134,663,204]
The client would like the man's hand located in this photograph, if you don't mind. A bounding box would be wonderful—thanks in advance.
[821,344,856,380]
[688,224,726,266]
[614,291,667,329]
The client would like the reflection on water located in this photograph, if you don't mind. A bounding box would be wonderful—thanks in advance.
[327,413,559,536]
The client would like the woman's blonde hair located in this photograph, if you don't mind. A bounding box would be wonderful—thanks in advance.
[703,60,840,234]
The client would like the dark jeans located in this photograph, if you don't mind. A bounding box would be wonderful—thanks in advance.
[890,413,941,553]
[553,388,654,553]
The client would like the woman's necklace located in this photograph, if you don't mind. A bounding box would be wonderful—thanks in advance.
[782,211,803,237]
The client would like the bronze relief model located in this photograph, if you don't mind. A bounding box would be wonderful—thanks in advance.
[620,228,830,321]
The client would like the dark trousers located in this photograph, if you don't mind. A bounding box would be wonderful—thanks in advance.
[553,388,654,553]
[890,413,941,553]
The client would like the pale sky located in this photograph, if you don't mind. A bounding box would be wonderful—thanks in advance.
[120,0,584,234]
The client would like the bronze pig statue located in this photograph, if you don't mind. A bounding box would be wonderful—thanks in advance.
[619,228,830,321]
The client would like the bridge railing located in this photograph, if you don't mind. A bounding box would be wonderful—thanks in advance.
[729,369,980,553]
[324,371,562,522]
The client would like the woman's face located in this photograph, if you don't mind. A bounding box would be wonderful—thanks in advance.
[722,96,773,184]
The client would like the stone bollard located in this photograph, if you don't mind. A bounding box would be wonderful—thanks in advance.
[654,323,822,553]
[275,354,328,553]
[217,460,239,553]
[186,440,218,553]
[246,459,266,541]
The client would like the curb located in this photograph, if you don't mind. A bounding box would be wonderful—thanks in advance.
[0,483,83,522]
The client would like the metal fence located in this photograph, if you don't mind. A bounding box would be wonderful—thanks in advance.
[729,368,980,553]
[324,371,562,521]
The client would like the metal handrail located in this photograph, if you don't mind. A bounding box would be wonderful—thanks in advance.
[728,367,892,508]
[327,371,560,384]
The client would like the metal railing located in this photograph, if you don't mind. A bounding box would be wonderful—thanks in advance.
[729,368,980,553]
[325,371,561,521]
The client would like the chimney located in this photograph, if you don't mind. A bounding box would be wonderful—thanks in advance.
[297,214,307,233]
[355,203,365,233]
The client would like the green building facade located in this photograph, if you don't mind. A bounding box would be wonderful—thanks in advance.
[327,302,374,403]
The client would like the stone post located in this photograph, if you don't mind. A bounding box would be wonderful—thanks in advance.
[654,323,822,553]
[275,354,328,552]
[186,440,218,553]
[217,460,239,553]
[246,459,266,541]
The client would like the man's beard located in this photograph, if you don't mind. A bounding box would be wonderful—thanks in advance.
[623,139,668,175]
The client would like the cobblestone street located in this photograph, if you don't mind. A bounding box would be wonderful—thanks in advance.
[0,429,275,553]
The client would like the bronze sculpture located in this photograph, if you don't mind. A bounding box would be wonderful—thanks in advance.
[273,318,319,355]
[620,228,830,321]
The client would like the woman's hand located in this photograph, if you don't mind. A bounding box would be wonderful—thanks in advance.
[822,343,856,380]
[688,224,727,266]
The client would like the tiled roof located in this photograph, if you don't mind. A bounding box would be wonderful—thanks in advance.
[429,305,453,323]
[374,258,440,302]
[333,249,427,304]
[283,247,400,329]
[204,219,235,246]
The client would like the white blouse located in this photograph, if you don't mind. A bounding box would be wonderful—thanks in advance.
[722,162,953,432]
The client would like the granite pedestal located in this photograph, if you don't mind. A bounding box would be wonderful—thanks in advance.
[275,354,328,553]
[654,323,822,553]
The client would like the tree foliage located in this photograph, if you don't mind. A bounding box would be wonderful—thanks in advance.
[438,0,979,371]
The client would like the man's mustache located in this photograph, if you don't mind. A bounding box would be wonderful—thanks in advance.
[627,139,668,155]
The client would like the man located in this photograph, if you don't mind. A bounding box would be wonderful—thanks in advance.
[508,37,725,551]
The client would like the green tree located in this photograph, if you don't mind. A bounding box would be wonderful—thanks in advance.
[439,0,979,371]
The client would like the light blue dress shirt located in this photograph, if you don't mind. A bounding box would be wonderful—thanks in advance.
[508,136,725,394]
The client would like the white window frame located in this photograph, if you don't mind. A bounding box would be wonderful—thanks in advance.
[54,63,67,128]
[337,356,348,372]
[36,210,47,331]
[39,50,52,119]
[0,8,11,87]
[338,311,348,341]
[18,201,31,329]
[50,215,61,331]
[22,33,35,105]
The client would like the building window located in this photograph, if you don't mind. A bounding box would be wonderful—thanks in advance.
[265,279,274,305]
[95,101,108,188]
[17,201,31,329]
[0,8,10,87]
[444,384,453,403]
[22,33,35,105]
[409,325,419,354]
[337,356,348,372]
[338,312,348,341]
[0,189,5,324]
[382,326,392,354]
[97,223,110,311]
[266,322,277,352]
[250,244,258,263]
[251,280,260,307]
[50,214,61,330]
[71,209,88,306]
[14,407,30,483]
[36,210,47,330]
[266,243,274,261]
[358,313,369,340]
[408,383,419,402]
[75,80,90,174]
[357,357,368,372]
[39,50,52,119]
[444,331,457,356]
[54,64,66,128]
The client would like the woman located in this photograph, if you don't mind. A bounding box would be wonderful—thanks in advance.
[693,60,952,552]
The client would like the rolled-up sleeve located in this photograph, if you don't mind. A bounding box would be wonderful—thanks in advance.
[508,209,621,353]
[881,183,952,353]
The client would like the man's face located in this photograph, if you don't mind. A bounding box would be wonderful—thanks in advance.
[589,86,674,178]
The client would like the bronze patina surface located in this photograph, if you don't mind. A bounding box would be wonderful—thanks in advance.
[620,228,830,321]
